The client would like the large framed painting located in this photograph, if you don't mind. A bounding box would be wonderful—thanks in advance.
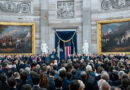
[0,22,35,55]
[97,18,130,54]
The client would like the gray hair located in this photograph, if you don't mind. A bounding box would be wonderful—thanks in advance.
[80,71,87,76]
[86,65,92,71]
[98,79,110,90]
[118,71,125,79]
[78,80,85,90]
[25,67,31,73]
[19,68,25,73]
[101,71,110,80]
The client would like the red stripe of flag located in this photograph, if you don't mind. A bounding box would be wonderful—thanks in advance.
[67,46,69,58]
[65,46,71,59]
[66,46,68,59]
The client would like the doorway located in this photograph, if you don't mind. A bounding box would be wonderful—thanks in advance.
[55,31,77,60]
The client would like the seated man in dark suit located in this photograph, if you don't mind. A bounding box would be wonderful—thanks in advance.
[21,84,31,90]
[7,77,17,90]
[19,71,28,89]
[13,72,21,90]
[0,73,9,90]
[55,77,63,90]
[31,72,46,90]
[70,80,80,90]
[48,70,56,90]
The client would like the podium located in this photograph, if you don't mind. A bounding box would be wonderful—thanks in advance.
[50,54,55,63]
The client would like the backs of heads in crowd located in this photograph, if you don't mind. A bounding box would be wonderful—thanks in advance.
[66,72,72,80]
[59,70,66,79]
[121,78,130,89]
[54,76,63,88]
[20,71,28,81]
[13,72,20,79]
[109,86,121,90]
[39,73,48,88]
[7,76,17,88]
[86,65,92,72]
[21,84,31,90]
[127,85,130,90]
[80,71,87,80]
[118,71,125,79]
[31,72,40,85]
[40,64,47,73]
[78,80,85,90]
[0,73,6,82]
[101,71,109,81]
[98,79,110,90]
[49,70,55,77]
[70,80,80,90]
[71,69,76,76]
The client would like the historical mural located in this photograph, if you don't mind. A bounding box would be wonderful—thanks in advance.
[97,19,130,54]
[0,22,35,54]
[57,1,74,19]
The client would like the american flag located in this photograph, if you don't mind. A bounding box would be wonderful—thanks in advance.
[65,42,71,59]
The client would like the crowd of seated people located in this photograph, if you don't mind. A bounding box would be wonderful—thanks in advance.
[0,54,130,90]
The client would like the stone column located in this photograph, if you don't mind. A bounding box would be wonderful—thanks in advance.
[40,0,49,53]
[82,0,92,55]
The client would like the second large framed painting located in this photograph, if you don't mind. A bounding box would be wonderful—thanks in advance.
[97,18,130,54]
[0,22,35,55]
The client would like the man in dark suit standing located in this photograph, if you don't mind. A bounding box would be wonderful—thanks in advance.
[50,49,57,63]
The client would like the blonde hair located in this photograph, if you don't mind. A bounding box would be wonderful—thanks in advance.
[78,80,85,90]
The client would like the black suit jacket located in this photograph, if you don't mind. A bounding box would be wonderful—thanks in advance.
[8,88,17,90]
[56,89,62,90]
[32,86,41,90]
[32,86,47,90]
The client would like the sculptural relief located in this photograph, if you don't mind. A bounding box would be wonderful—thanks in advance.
[57,1,74,19]
[101,0,130,10]
[20,2,31,13]
[0,0,31,14]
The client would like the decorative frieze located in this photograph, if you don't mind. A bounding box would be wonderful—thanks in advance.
[0,0,31,14]
[101,0,130,10]
[57,1,74,19]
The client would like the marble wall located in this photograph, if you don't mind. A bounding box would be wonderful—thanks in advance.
[1,0,130,54]
[48,0,83,53]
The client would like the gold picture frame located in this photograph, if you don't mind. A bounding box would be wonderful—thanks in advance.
[0,22,35,55]
[97,18,130,55]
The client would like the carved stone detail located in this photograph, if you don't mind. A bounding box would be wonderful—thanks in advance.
[101,0,130,10]
[0,1,31,14]
[57,1,74,19]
